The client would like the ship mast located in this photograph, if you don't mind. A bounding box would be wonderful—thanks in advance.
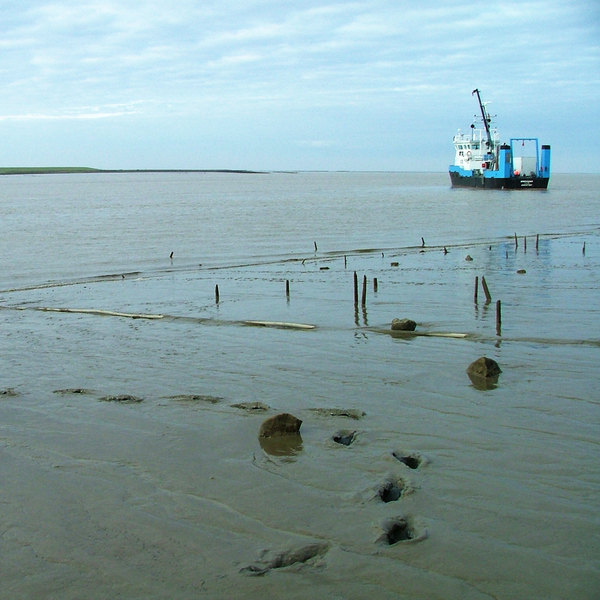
[472,88,493,149]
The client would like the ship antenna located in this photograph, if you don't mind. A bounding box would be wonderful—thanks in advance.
[472,89,493,148]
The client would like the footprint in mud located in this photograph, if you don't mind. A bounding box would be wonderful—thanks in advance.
[332,430,356,446]
[99,394,143,404]
[309,408,366,420]
[378,477,406,503]
[0,388,20,397]
[231,401,270,412]
[392,451,425,470]
[376,516,426,546]
[53,388,93,395]
[240,542,329,576]
[167,394,222,404]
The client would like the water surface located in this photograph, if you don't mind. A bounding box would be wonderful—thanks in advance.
[0,172,598,599]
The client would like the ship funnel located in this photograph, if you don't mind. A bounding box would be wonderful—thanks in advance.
[540,145,551,179]
[498,144,512,178]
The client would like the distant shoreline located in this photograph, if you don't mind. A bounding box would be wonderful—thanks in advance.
[0,167,266,175]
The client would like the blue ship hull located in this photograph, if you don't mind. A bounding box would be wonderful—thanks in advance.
[449,168,550,189]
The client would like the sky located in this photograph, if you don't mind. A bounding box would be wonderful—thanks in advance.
[0,0,598,172]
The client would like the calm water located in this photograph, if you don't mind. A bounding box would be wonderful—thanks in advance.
[0,172,599,599]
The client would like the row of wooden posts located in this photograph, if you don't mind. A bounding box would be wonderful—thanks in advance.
[214,273,502,336]
[352,271,378,308]
[513,232,585,254]
[475,275,501,335]
[514,232,540,251]
[208,235,587,337]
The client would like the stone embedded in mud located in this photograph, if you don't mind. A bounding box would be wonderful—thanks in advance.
[258,413,302,438]
[391,318,417,331]
[466,357,502,379]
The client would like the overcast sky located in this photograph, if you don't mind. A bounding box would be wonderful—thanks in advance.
[1,0,598,172]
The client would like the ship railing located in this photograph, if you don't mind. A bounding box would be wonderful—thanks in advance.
[453,129,500,145]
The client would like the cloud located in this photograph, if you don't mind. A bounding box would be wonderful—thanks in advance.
[0,111,136,121]
[0,101,142,121]
[0,0,598,170]
[297,140,336,148]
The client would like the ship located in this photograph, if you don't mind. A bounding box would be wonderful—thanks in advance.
[449,89,551,189]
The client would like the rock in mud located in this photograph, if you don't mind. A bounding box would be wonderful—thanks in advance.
[466,357,502,378]
[99,394,143,404]
[391,318,417,331]
[53,388,92,395]
[258,413,302,438]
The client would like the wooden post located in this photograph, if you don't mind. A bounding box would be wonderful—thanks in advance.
[514,232,518,249]
[215,284,220,304]
[361,275,367,307]
[496,300,502,335]
[474,276,479,303]
[481,276,492,302]
[536,234,539,250]
[421,237,425,248]
[286,280,290,297]
[344,255,347,267]
[314,241,318,252]
[524,236,527,252]
[373,277,378,292]
[353,272,358,306]
[583,242,586,255]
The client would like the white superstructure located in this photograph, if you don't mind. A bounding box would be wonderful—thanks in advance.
[452,124,500,172]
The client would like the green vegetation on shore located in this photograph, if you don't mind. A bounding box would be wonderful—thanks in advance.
[0,167,103,175]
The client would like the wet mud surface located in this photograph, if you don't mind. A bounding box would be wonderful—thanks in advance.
[1,173,599,600]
